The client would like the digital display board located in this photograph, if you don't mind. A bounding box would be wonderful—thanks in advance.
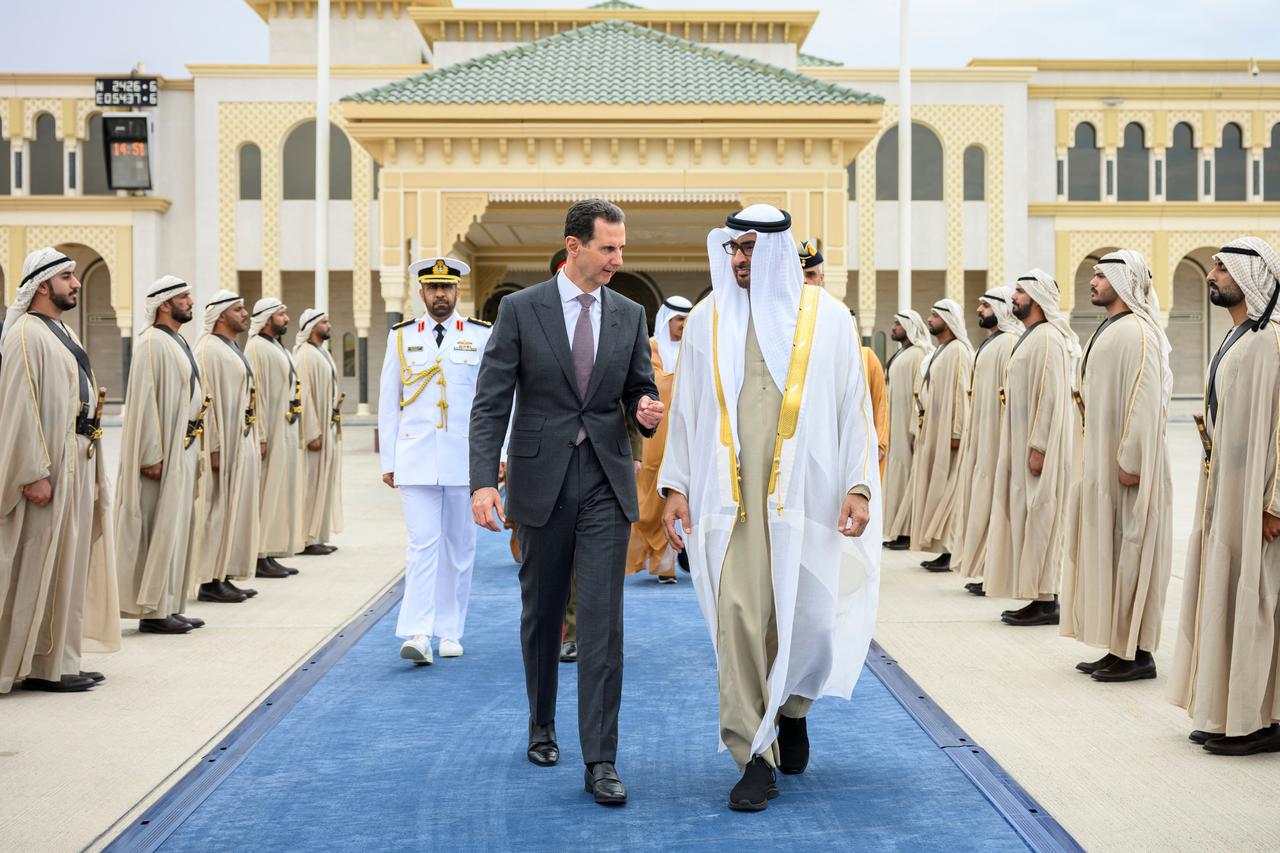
[94,77,159,108]
[102,114,153,190]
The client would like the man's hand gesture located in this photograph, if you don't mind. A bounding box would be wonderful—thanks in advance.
[662,491,691,552]
[838,493,870,537]
[636,396,665,430]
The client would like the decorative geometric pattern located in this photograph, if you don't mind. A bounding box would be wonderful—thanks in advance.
[21,98,64,140]
[1163,111,1203,148]
[1066,110,1105,146]
[346,21,882,106]
[1115,110,1155,145]
[73,100,99,140]
[1213,110,1254,148]
[25,224,128,324]
[0,227,10,302]
[854,103,1006,329]
[350,135,374,333]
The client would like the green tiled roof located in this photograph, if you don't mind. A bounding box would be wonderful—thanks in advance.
[588,0,643,8]
[798,52,841,67]
[345,21,882,107]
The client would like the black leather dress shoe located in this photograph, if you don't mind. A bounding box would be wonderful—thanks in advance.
[175,613,206,629]
[777,715,809,775]
[1092,653,1156,682]
[921,553,951,571]
[255,558,290,579]
[1188,730,1218,744]
[584,762,627,805]
[268,557,299,575]
[79,671,106,683]
[224,580,258,598]
[139,615,192,634]
[965,583,986,596]
[677,550,690,573]
[728,756,778,812]
[559,641,578,663]
[1075,653,1120,675]
[197,581,247,604]
[883,536,911,551]
[1000,599,1059,626]
[298,544,332,556]
[528,720,559,766]
[22,674,95,692]
[1203,724,1280,756]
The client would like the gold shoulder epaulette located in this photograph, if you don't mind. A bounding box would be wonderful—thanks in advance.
[392,318,414,330]
[466,317,492,328]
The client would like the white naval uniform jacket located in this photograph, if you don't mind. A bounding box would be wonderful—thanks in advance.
[378,312,492,487]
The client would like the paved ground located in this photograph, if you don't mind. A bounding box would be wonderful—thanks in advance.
[2,411,1276,852]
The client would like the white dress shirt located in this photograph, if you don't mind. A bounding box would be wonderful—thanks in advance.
[557,269,601,359]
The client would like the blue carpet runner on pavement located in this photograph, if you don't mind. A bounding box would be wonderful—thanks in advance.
[155,530,1038,852]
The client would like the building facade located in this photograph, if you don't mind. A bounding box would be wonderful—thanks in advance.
[2,0,1277,409]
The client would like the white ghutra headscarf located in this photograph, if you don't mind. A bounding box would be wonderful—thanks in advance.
[143,276,191,327]
[3,248,75,344]
[654,295,692,371]
[980,286,1023,336]
[1094,250,1172,404]
[248,297,285,338]
[201,290,244,338]
[1015,268,1082,363]
[295,308,327,349]
[930,298,971,347]
[1214,236,1280,330]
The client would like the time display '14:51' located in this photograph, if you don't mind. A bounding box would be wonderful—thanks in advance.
[111,141,147,157]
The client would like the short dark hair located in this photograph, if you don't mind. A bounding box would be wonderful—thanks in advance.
[564,198,624,244]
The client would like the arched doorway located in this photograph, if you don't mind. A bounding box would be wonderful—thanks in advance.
[1172,247,1231,397]
[480,283,521,324]
[56,244,125,401]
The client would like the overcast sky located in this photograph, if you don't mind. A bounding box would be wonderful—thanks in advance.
[5,0,1276,78]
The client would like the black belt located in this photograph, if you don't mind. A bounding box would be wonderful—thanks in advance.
[75,411,102,441]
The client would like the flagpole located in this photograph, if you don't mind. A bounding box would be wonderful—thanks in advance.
[898,0,911,312]
[314,0,331,313]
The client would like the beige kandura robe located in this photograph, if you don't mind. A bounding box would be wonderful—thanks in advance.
[1169,320,1280,737]
[985,322,1074,601]
[0,314,119,693]
[627,338,676,577]
[294,341,344,545]
[884,344,925,538]
[1061,314,1172,657]
[246,334,304,557]
[116,326,204,619]
[910,339,972,552]
[953,331,1017,578]
[191,334,261,583]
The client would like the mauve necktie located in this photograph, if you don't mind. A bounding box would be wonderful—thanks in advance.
[572,292,595,444]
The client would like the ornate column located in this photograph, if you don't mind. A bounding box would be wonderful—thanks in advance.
[944,140,964,302]
[855,141,877,338]
[351,133,374,415]
[260,128,283,299]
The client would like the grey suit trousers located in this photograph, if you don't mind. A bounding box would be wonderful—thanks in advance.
[517,440,627,766]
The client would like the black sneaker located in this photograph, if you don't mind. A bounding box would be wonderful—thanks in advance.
[728,756,778,812]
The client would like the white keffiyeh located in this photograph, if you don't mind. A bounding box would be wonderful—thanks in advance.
[201,290,244,338]
[249,297,285,338]
[1095,250,1173,404]
[980,286,1023,336]
[1214,236,1280,329]
[1016,268,1082,363]
[3,248,75,343]
[930,298,971,347]
[143,276,191,327]
[295,308,327,349]
[654,295,692,371]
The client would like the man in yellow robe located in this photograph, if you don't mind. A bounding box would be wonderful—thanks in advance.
[1169,237,1280,756]
[245,298,303,578]
[115,276,205,634]
[626,295,692,583]
[0,248,120,693]
[910,299,972,571]
[882,310,930,549]
[985,269,1080,626]
[1061,251,1172,682]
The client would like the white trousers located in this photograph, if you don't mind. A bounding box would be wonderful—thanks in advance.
[396,485,476,641]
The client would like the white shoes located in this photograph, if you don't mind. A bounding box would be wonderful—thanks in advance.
[400,635,433,666]
[439,638,464,658]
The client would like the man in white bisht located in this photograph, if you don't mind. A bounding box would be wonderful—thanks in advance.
[659,204,881,812]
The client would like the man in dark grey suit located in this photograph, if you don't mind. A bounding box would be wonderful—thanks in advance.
[469,199,664,806]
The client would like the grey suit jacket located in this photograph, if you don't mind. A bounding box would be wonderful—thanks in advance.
[469,278,659,526]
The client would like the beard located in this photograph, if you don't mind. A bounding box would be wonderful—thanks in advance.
[1208,284,1243,308]
[1012,301,1033,320]
[172,307,193,324]
[318,330,331,341]
[270,321,289,338]
[50,291,78,310]
[978,313,997,329]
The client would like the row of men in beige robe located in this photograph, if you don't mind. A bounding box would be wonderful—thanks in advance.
[0,253,343,693]
[881,238,1280,755]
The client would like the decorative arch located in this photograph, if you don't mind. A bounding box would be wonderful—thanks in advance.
[1068,122,1100,201]
[25,225,132,332]
[874,121,944,201]
[1166,122,1198,201]
[239,142,262,200]
[83,111,111,196]
[1214,122,1247,201]
[1117,121,1148,201]
[962,144,985,201]
[1265,122,1280,201]
[282,119,353,201]
[29,113,64,195]
[480,283,521,324]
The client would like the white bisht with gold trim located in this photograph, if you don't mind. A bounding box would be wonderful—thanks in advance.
[659,210,881,758]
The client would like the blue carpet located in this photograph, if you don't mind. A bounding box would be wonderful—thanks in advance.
[157,530,1029,852]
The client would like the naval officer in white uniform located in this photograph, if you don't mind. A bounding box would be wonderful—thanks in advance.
[379,257,492,665]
